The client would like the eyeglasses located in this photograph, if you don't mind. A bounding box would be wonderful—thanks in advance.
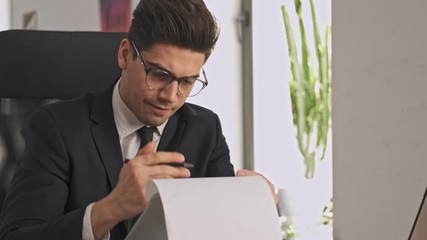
[131,41,208,97]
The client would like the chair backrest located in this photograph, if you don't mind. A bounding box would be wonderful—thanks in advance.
[0,30,126,209]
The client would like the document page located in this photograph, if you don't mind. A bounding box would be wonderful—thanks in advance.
[126,176,281,240]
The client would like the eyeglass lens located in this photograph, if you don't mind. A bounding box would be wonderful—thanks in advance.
[145,69,205,97]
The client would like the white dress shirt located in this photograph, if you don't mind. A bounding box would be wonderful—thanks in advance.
[82,79,167,240]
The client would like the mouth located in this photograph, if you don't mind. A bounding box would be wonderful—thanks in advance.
[147,102,172,117]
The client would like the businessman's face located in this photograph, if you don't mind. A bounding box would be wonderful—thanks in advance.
[118,40,205,126]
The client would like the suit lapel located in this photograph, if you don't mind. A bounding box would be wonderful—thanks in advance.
[89,86,123,188]
[157,110,186,152]
[87,87,187,187]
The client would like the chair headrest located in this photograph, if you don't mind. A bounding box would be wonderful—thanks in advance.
[0,30,126,99]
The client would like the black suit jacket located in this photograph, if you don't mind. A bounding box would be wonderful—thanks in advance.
[0,85,234,240]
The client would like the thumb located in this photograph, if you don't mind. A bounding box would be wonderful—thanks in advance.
[236,169,255,177]
[137,141,156,155]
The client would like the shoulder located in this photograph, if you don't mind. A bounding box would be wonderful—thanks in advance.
[35,94,91,120]
[177,102,220,123]
[178,102,217,117]
[28,89,105,133]
[33,85,113,123]
[171,103,224,136]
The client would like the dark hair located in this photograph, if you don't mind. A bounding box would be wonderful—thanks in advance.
[128,0,220,61]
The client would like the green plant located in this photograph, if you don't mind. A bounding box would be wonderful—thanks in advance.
[281,216,297,239]
[281,0,331,178]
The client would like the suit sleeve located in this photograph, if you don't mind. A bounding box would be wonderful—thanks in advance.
[206,114,235,177]
[0,109,86,240]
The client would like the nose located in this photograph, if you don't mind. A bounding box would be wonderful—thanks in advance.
[158,80,180,102]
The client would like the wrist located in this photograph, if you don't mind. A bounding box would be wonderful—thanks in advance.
[91,199,120,239]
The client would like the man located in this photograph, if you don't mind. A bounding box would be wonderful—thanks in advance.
[0,0,277,239]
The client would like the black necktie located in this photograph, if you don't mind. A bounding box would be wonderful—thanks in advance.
[125,126,155,233]
[137,126,155,148]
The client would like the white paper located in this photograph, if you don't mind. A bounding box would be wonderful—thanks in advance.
[126,176,282,240]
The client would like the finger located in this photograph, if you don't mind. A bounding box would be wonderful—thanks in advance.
[236,169,259,177]
[126,156,190,179]
[148,165,191,179]
[137,141,156,155]
[135,151,185,166]
[236,169,279,204]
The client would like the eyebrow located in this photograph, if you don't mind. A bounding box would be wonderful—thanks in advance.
[144,59,201,79]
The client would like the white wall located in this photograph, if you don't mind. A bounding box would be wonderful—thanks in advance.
[9,0,243,169]
[333,0,427,239]
[0,0,10,30]
[11,0,100,30]
[252,0,298,192]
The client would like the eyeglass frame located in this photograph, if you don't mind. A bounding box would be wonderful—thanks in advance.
[131,41,208,97]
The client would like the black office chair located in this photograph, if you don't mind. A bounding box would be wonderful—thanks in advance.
[0,30,126,209]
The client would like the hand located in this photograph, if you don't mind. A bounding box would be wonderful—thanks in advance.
[91,142,190,239]
[236,169,279,204]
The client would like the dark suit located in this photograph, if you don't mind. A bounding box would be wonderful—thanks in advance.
[0,84,235,240]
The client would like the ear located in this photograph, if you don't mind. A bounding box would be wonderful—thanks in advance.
[118,39,131,69]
